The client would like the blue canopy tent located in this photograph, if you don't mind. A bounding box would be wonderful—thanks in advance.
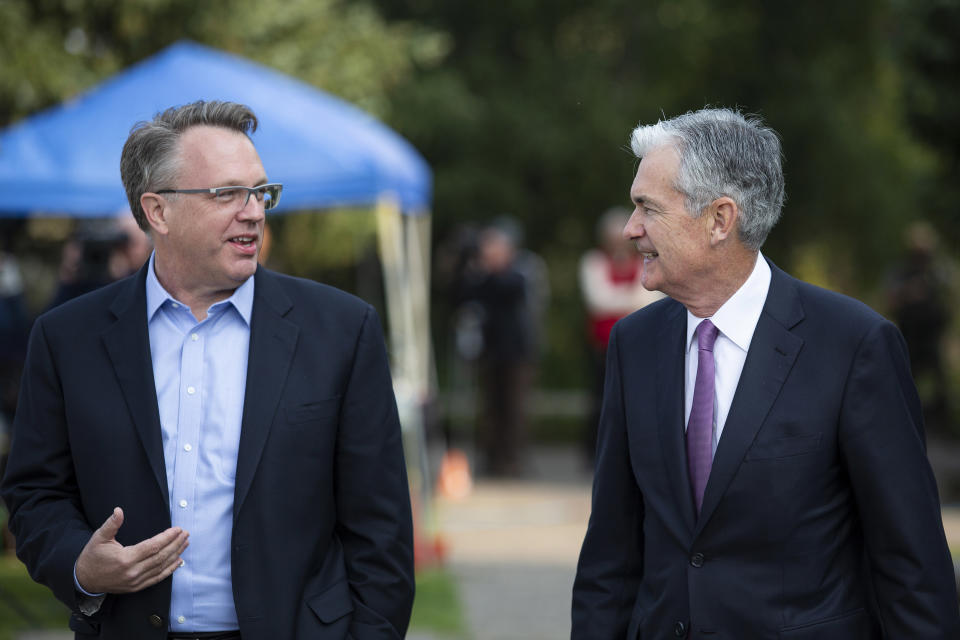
[0,40,430,216]
[0,42,435,534]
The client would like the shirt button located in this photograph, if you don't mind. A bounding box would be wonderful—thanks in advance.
[186,386,196,395]
[179,499,187,508]
[171,303,180,309]
[177,615,186,624]
[184,443,192,452]
[190,333,199,341]
[690,552,705,568]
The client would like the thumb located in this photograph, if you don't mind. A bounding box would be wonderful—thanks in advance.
[96,506,124,541]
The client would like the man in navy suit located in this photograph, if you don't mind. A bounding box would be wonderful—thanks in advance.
[571,108,959,638]
[1,101,414,639]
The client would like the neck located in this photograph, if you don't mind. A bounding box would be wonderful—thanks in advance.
[684,250,758,318]
[153,253,234,322]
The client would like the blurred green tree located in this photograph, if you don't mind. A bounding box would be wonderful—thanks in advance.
[374,0,947,388]
[895,0,960,251]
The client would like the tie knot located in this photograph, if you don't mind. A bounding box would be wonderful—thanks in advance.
[697,319,719,352]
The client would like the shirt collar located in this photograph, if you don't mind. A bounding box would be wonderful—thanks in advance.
[145,252,255,325]
[685,252,771,352]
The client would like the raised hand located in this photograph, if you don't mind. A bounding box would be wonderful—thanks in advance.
[75,507,189,594]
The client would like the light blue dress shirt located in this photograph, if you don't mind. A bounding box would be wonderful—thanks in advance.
[146,254,252,631]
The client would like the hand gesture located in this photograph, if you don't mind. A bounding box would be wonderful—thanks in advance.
[75,507,189,594]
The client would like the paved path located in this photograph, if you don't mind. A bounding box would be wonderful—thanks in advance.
[430,446,592,640]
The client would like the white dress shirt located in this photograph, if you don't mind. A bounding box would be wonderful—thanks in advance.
[684,253,771,455]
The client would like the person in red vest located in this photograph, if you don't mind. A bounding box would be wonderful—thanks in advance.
[579,207,663,463]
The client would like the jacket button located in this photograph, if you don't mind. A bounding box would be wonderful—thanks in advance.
[690,552,704,568]
[674,620,687,636]
[148,614,164,628]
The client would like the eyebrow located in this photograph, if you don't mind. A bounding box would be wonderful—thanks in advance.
[631,192,665,210]
[214,177,269,188]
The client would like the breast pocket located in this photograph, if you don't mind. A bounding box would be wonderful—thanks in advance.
[744,433,822,460]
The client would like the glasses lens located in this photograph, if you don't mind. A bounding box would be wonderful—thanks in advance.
[263,184,282,211]
[216,187,246,205]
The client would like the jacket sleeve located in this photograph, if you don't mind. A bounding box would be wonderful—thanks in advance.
[571,324,644,638]
[335,306,415,639]
[839,319,960,638]
[1,316,94,611]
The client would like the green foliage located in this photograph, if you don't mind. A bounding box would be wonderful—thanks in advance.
[0,554,71,640]
[269,208,378,275]
[0,0,449,123]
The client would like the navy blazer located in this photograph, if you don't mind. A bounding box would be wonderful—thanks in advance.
[1,264,414,639]
[572,261,959,639]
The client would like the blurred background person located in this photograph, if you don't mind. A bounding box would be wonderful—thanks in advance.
[46,216,152,310]
[458,219,547,477]
[109,213,153,280]
[579,207,664,464]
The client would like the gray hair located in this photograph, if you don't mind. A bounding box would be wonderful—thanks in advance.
[120,100,258,230]
[630,108,785,250]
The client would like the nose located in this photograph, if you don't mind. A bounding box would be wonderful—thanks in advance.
[623,209,645,240]
[238,192,265,222]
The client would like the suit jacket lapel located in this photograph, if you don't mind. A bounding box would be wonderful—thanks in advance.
[102,265,169,504]
[695,262,804,537]
[233,268,299,520]
[656,301,697,535]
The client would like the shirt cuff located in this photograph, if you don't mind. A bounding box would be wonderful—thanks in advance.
[73,563,106,615]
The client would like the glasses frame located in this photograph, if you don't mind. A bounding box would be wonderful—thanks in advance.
[156,183,283,211]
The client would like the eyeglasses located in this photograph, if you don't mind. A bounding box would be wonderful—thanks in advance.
[156,183,283,211]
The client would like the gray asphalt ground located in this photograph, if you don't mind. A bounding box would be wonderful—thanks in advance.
[427,445,593,640]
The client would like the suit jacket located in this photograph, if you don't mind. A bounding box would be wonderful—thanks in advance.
[571,261,959,639]
[1,264,415,640]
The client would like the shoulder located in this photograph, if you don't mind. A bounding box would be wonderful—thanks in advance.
[614,295,683,338]
[774,265,890,334]
[37,275,137,333]
[255,267,376,325]
[765,263,906,365]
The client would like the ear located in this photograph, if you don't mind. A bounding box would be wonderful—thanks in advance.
[706,196,739,245]
[140,192,169,236]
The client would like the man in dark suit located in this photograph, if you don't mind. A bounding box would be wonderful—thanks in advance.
[1,101,414,639]
[571,108,959,638]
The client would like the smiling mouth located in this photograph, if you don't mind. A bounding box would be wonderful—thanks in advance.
[640,251,658,259]
[229,235,257,248]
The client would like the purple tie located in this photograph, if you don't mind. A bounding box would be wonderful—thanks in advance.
[687,319,719,515]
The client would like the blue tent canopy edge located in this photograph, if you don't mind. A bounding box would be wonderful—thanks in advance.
[0,41,431,217]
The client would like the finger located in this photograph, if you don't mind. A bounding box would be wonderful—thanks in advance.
[132,546,188,592]
[127,526,184,563]
[149,530,189,573]
[94,507,124,542]
[131,529,188,576]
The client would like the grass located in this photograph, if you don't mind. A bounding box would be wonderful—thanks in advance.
[410,568,469,637]
[0,554,71,640]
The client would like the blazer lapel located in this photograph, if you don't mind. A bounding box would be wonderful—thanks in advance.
[102,265,169,504]
[656,301,697,535]
[233,268,299,520]
[695,262,804,537]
